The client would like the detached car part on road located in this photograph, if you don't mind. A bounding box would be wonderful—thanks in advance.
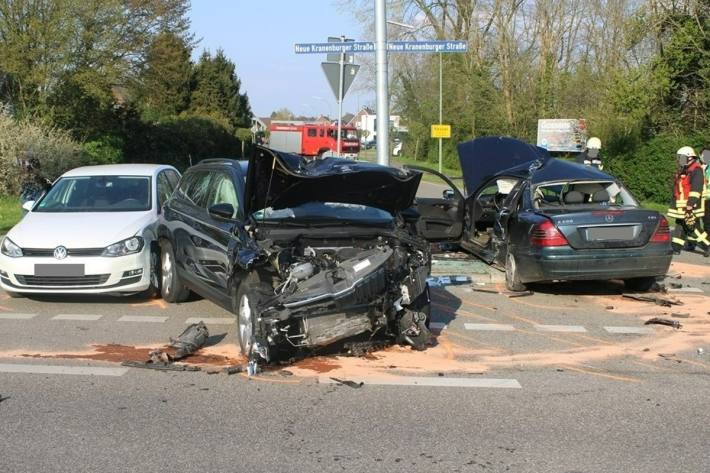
[157,148,432,363]
[0,164,181,296]
[411,137,672,292]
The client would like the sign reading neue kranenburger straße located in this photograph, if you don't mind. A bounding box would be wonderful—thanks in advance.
[294,40,468,55]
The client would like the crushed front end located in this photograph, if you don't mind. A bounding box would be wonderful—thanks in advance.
[243,228,432,363]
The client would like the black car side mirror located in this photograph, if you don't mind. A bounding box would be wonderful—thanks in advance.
[442,189,455,200]
[208,203,235,220]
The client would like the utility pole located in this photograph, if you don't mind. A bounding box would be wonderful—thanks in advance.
[438,52,443,173]
[336,35,345,157]
[375,0,389,166]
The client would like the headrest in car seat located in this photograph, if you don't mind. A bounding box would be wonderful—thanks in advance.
[592,190,610,203]
[563,191,583,204]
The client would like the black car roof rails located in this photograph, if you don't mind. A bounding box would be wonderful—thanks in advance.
[197,158,237,165]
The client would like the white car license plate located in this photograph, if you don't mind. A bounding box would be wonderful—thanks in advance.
[34,264,85,277]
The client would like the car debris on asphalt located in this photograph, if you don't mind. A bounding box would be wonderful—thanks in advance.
[329,377,364,388]
[645,318,682,329]
[426,275,471,287]
[169,322,209,360]
[622,294,683,307]
[120,322,211,371]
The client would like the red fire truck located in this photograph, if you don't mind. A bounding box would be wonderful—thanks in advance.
[268,122,360,158]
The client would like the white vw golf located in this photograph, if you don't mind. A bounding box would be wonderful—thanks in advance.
[0,164,180,296]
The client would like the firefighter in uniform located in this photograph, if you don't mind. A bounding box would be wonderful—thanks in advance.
[576,137,603,170]
[668,146,709,256]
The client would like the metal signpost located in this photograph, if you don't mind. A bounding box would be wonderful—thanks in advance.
[295,39,468,166]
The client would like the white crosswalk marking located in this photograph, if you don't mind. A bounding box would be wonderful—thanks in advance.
[117,315,167,323]
[534,324,587,333]
[0,313,37,320]
[185,317,234,325]
[604,326,654,334]
[429,322,448,330]
[52,314,103,321]
[0,363,128,376]
[464,323,515,331]
[319,376,521,388]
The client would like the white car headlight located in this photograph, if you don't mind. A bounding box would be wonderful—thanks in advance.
[1,237,23,258]
[102,236,144,257]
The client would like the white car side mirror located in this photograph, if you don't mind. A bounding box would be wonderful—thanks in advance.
[22,200,35,212]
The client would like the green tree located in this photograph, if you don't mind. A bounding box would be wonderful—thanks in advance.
[136,31,193,120]
[190,50,252,130]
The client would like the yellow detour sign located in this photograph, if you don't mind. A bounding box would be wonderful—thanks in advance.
[431,124,451,139]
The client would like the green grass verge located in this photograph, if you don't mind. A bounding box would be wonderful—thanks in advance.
[358,149,462,184]
[0,195,22,234]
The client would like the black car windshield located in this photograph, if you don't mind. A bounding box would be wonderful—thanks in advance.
[35,176,152,212]
[533,180,638,209]
[253,202,393,224]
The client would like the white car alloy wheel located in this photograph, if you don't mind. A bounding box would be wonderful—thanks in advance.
[238,294,254,355]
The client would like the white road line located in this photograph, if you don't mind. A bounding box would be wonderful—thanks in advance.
[0,363,128,377]
[604,326,655,334]
[118,315,167,323]
[429,322,448,330]
[52,314,103,321]
[319,376,521,389]
[0,313,37,320]
[185,317,234,325]
[535,324,587,333]
[464,323,516,331]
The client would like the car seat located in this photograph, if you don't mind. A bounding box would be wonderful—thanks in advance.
[563,190,584,204]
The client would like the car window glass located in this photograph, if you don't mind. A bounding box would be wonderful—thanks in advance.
[414,172,460,199]
[307,128,317,137]
[207,172,238,218]
[157,172,172,208]
[183,171,211,208]
[166,170,180,189]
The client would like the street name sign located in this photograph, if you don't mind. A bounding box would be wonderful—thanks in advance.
[295,40,468,54]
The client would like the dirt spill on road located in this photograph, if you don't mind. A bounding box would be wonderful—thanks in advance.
[286,334,494,379]
[669,261,710,279]
[13,343,246,366]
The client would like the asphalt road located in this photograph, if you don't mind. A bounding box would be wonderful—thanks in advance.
[1,251,709,472]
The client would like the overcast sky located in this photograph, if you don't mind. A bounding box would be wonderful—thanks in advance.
[189,0,375,118]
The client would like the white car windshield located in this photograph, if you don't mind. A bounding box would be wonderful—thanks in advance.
[35,176,152,212]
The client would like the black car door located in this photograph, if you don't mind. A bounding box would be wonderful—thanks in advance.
[405,165,465,242]
[200,170,241,299]
[167,170,214,287]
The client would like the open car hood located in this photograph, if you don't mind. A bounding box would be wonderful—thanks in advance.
[457,137,550,195]
[244,146,422,215]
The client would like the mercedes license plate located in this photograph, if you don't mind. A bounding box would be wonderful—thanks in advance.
[586,226,636,241]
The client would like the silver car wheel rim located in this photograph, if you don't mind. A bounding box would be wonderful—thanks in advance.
[238,294,253,354]
[162,251,173,293]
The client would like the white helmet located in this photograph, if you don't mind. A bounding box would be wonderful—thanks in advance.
[676,146,697,158]
[586,137,601,149]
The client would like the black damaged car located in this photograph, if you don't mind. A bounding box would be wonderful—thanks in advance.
[157,147,432,364]
[410,137,673,292]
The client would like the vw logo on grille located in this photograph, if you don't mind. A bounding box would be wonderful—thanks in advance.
[53,246,67,260]
[604,215,615,223]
